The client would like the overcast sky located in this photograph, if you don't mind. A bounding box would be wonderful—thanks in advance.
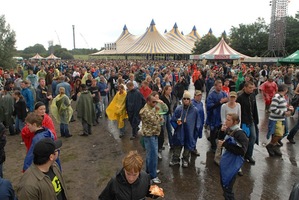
[1,0,298,50]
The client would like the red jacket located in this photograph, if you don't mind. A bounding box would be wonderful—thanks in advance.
[140,87,152,99]
[21,114,57,151]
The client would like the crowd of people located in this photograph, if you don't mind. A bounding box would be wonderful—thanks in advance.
[0,59,298,199]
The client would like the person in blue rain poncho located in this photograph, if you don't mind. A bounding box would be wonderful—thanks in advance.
[169,90,201,168]
[191,90,205,156]
[218,113,248,200]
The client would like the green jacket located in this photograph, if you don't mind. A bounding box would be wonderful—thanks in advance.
[16,162,69,200]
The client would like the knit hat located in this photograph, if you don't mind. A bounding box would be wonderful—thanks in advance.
[183,91,191,99]
[34,101,45,110]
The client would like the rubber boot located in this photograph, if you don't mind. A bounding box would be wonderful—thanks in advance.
[266,143,275,157]
[182,149,190,168]
[169,146,182,166]
[273,145,282,156]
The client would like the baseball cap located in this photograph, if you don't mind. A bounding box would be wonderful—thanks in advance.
[194,90,202,96]
[229,91,237,97]
[33,138,62,158]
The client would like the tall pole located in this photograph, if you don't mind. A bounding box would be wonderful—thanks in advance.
[72,25,76,49]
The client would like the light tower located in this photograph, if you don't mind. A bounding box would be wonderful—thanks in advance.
[72,25,76,49]
[267,0,289,57]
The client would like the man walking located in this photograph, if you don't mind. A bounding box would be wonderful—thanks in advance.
[206,80,228,152]
[125,82,145,140]
[16,138,68,200]
[139,93,162,184]
[237,81,259,164]
[76,84,95,136]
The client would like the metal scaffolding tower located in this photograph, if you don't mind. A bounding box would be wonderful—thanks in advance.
[266,0,288,57]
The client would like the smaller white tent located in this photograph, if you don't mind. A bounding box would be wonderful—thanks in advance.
[29,53,44,60]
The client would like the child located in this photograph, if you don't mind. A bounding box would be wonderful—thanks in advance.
[22,112,60,171]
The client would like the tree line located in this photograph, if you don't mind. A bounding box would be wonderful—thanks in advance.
[0,12,298,69]
[192,12,299,57]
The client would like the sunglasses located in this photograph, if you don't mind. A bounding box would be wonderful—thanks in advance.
[183,98,190,100]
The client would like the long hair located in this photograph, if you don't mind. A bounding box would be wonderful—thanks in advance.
[162,85,171,96]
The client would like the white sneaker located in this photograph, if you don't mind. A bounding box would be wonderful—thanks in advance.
[152,177,161,184]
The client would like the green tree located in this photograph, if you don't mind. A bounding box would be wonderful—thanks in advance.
[229,17,269,57]
[192,33,218,54]
[54,48,74,60]
[48,44,63,54]
[23,44,47,55]
[285,15,299,54]
[0,15,16,69]
[70,48,98,55]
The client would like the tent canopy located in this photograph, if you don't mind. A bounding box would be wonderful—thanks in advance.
[29,53,44,60]
[278,50,299,63]
[91,20,200,56]
[190,37,251,60]
[46,53,61,60]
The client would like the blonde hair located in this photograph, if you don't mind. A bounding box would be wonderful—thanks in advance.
[122,151,143,172]
[59,87,65,96]
[227,113,240,124]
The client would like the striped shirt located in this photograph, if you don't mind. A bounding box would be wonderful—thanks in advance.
[269,93,287,121]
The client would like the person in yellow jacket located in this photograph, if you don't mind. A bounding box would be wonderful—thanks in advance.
[106,84,128,138]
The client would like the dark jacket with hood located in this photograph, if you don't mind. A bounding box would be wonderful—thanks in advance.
[98,169,152,200]
[125,88,145,127]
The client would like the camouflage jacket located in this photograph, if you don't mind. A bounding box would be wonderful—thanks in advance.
[139,104,162,136]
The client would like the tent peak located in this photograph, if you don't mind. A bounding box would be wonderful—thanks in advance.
[192,26,196,31]
[149,19,157,32]
[150,19,155,26]
[173,23,178,29]
[123,25,127,30]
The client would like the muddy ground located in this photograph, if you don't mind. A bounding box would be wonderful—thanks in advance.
[4,110,149,200]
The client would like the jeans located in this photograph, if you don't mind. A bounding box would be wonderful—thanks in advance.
[15,116,25,133]
[158,125,164,150]
[164,114,173,147]
[94,102,101,119]
[144,136,158,179]
[60,123,70,137]
[101,95,108,115]
[222,173,237,200]
[245,123,257,158]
